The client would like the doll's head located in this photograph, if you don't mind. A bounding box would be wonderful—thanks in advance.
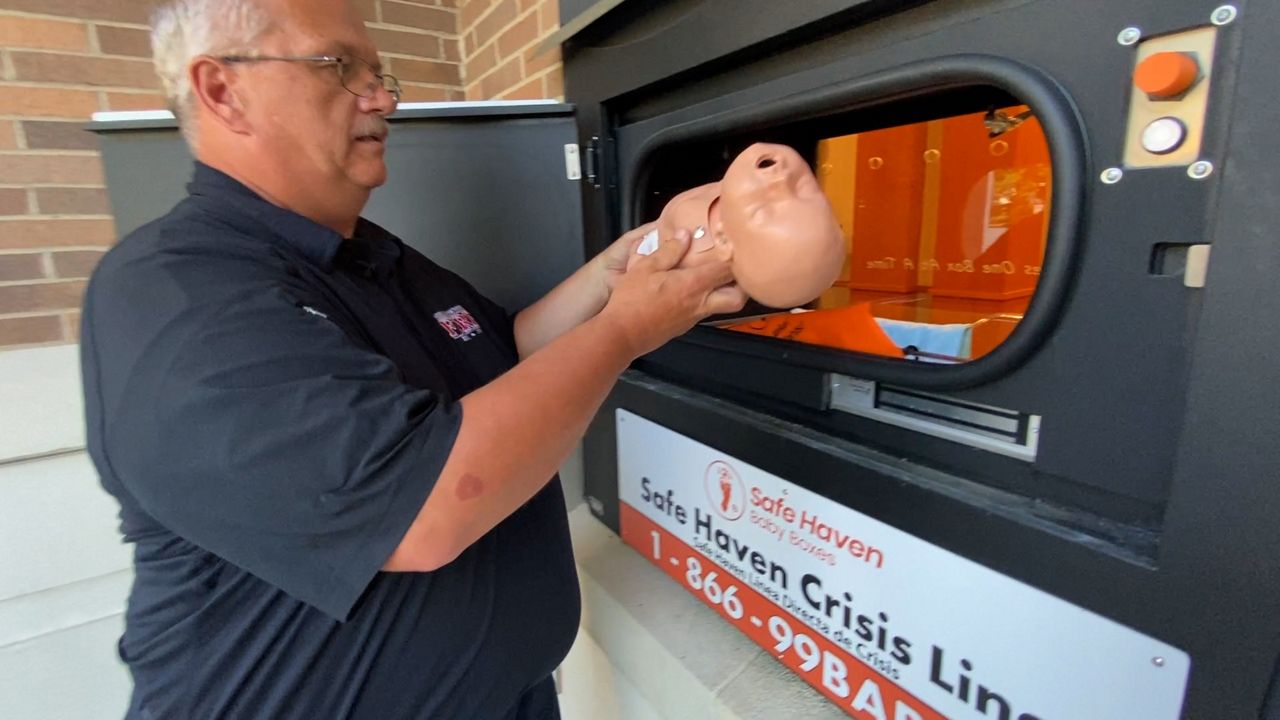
[639,143,844,308]
[712,143,845,308]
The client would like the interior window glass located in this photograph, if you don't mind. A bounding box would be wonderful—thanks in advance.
[716,106,1052,363]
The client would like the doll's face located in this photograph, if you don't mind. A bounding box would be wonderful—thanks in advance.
[717,143,845,307]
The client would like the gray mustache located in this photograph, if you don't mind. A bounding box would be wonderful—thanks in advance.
[353,118,390,139]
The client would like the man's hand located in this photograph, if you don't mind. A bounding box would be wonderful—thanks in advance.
[513,222,658,358]
[597,228,748,358]
[595,221,658,295]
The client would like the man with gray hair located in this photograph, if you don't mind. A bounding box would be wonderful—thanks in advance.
[80,1,745,718]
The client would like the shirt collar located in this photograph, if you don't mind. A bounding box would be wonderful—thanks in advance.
[187,161,344,271]
[335,220,403,280]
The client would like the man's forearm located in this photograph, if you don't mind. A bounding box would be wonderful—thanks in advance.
[385,227,736,573]
[384,313,632,571]
[512,256,609,359]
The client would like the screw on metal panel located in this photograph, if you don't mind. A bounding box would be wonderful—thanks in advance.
[1153,657,1166,667]
[1188,161,1214,179]
[1211,5,1238,26]
[1101,167,1124,184]
[1118,27,1142,46]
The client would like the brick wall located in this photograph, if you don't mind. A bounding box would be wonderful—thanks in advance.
[0,0,465,349]
[362,0,465,104]
[458,0,562,101]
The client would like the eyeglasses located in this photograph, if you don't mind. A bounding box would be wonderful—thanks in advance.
[216,54,402,102]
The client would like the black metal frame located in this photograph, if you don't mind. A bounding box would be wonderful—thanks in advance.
[567,1,1280,718]
[624,54,1087,390]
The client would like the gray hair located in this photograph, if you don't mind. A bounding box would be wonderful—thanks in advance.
[151,0,275,148]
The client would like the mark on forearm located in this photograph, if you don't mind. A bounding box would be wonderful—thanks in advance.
[456,473,485,501]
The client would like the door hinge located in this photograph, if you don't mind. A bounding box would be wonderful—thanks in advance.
[584,135,602,188]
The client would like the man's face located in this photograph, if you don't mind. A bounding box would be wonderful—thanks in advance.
[233,0,395,200]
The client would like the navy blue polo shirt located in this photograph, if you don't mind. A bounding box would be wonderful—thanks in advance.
[81,162,580,720]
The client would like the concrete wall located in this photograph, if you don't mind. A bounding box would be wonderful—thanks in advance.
[0,344,133,719]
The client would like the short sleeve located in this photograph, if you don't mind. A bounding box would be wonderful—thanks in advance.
[96,272,459,621]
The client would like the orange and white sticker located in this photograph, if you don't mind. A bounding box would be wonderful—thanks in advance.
[616,410,1190,720]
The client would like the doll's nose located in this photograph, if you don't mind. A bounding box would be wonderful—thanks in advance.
[753,152,791,182]
[754,149,784,170]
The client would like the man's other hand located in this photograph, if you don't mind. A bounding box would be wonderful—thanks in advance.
[597,228,748,358]
[595,221,657,295]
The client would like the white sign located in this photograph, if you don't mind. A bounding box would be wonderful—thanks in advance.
[616,410,1189,720]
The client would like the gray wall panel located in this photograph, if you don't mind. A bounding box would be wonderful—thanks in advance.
[92,106,585,313]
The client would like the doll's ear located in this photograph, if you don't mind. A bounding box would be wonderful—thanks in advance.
[706,196,733,258]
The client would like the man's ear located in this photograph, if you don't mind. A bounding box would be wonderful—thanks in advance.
[189,57,252,136]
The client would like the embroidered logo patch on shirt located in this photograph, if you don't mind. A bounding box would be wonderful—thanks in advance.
[434,305,483,342]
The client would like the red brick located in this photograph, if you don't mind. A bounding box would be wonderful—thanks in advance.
[502,75,542,100]
[474,0,518,46]
[436,0,459,7]
[0,280,86,314]
[64,310,81,341]
[517,0,538,12]
[440,36,460,62]
[392,58,460,85]
[398,84,452,102]
[37,188,110,215]
[12,51,159,89]
[0,315,64,347]
[466,43,498,82]
[459,0,494,32]
[0,189,29,216]
[543,64,563,98]
[381,1,455,33]
[104,91,167,111]
[540,0,559,32]
[0,218,114,249]
[477,55,521,99]
[0,121,16,150]
[52,249,105,278]
[464,30,478,57]
[497,11,538,57]
[464,83,483,101]
[22,120,98,151]
[0,14,90,52]
[0,86,98,118]
[0,154,104,185]
[0,0,157,25]
[95,24,152,57]
[524,44,559,76]
[0,253,45,281]
[369,27,442,57]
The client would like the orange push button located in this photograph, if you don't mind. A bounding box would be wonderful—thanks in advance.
[1135,52,1200,99]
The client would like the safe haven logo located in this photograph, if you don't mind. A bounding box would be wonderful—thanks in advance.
[705,461,746,520]
[434,305,482,342]
[697,461,885,570]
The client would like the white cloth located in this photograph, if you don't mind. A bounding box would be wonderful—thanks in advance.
[636,229,660,256]
[875,319,973,361]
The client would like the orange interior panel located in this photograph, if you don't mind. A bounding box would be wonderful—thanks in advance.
[725,106,1051,363]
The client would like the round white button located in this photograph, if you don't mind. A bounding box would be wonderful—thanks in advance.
[1142,117,1187,155]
